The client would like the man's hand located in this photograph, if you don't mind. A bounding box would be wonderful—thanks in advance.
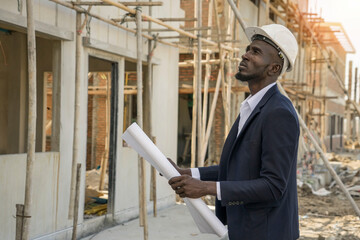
[167,158,191,176]
[168,175,216,198]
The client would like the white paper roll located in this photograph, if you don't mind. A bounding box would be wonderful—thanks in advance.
[122,122,228,238]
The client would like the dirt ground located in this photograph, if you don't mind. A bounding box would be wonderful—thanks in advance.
[298,187,360,239]
[298,151,360,240]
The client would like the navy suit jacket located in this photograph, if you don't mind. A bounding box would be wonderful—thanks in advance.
[199,85,299,240]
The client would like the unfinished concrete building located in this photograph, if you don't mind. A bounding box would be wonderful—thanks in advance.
[0,1,182,239]
[0,0,358,239]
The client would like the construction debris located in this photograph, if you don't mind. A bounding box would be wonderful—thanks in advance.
[297,151,360,239]
[84,169,109,217]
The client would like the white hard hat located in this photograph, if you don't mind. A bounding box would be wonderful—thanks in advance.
[245,24,298,75]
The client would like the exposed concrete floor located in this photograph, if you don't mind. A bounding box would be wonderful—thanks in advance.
[81,203,220,240]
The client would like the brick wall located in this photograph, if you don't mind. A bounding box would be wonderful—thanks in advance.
[179,52,226,165]
[86,73,111,170]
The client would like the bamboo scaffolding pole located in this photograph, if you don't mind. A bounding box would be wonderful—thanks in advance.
[292,3,360,119]
[200,71,222,164]
[226,58,232,124]
[157,17,197,22]
[16,204,24,240]
[358,66,360,104]
[136,27,211,32]
[347,61,353,138]
[225,1,237,123]
[190,0,198,168]
[51,0,242,53]
[179,58,242,66]
[72,1,163,6]
[117,17,198,22]
[146,0,157,217]
[214,0,230,134]
[99,73,111,190]
[199,0,228,164]
[179,85,248,94]
[101,0,236,51]
[265,0,270,24]
[278,83,360,217]
[354,67,358,104]
[68,0,82,220]
[196,0,203,167]
[226,0,247,31]
[50,0,184,49]
[135,4,148,239]
[354,67,358,139]
[201,0,214,166]
[150,136,157,216]
[22,0,37,239]
[90,75,99,169]
[71,164,81,240]
[228,1,360,218]
[190,50,197,168]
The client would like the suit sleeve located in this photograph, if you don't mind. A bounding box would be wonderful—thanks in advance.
[198,165,219,181]
[220,107,299,206]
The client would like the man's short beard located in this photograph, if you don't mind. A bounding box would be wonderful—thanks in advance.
[235,71,253,82]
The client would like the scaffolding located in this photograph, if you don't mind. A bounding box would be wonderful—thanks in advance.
[18,0,360,239]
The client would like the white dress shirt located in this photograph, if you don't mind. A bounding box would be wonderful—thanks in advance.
[191,82,277,200]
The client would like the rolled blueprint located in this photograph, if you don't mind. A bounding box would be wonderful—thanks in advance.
[122,122,228,238]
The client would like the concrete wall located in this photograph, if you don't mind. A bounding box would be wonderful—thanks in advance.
[0,0,182,239]
[0,152,60,240]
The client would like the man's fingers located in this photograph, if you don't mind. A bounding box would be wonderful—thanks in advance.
[175,187,185,195]
[168,176,184,185]
[170,181,183,190]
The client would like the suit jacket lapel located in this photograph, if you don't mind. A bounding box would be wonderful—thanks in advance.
[227,84,279,163]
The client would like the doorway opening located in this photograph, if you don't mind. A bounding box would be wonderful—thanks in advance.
[84,56,118,219]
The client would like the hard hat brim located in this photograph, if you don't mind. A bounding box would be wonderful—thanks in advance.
[244,26,293,72]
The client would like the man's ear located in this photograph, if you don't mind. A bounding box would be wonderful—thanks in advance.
[268,63,282,76]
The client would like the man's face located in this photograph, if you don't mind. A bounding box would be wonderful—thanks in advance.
[235,40,280,82]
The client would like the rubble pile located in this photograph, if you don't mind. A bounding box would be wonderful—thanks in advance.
[298,152,360,240]
[344,139,360,150]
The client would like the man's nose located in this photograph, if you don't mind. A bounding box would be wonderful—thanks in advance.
[241,51,249,60]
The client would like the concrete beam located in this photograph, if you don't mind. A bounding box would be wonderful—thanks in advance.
[0,8,73,41]
[82,37,161,65]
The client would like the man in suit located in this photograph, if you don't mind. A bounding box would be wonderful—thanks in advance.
[169,24,300,240]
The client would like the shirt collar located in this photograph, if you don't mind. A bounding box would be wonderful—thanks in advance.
[241,82,277,112]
